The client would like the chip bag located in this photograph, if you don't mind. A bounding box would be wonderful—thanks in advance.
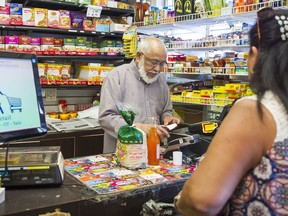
[116,104,147,169]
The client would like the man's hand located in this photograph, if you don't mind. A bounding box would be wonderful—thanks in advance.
[163,115,181,126]
[134,122,170,142]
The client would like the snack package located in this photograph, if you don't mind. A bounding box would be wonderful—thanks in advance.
[116,104,148,169]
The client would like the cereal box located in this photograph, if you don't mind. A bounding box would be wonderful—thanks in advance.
[0,3,10,25]
[59,10,71,29]
[22,7,34,26]
[34,8,48,27]
[48,10,59,28]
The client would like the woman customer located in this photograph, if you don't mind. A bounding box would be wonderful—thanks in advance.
[175,7,288,216]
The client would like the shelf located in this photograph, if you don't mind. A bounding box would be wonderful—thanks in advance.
[166,40,249,52]
[8,0,134,17]
[167,71,248,76]
[41,84,102,90]
[172,97,235,107]
[135,2,288,36]
[0,25,123,38]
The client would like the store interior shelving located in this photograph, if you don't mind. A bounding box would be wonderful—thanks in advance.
[8,0,134,17]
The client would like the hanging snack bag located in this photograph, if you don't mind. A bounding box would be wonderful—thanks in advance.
[116,104,147,169]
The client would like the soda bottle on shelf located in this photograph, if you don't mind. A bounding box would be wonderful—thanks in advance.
[147,117,160,165]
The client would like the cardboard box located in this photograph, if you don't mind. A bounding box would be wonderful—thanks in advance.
[109,17,129,33]
[10,3,23,25]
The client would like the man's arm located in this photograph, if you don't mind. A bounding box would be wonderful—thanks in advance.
[98,70,126,139]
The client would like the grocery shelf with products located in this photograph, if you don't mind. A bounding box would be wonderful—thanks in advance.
[0,0,134,114]
[132,2,288,121]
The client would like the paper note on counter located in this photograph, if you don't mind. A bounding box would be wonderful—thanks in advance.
[48,118,100,132]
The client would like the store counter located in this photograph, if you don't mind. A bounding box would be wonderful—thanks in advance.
[0,153,195,216]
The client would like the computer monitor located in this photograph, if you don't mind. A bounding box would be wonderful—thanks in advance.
[0,52,47,144]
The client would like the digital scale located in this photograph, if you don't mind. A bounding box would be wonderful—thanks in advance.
[0,146,64,187]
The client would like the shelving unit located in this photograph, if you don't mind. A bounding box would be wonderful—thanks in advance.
[0,0,134,113]
[8,0,134,17]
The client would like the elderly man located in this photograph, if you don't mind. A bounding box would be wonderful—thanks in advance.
[98,36,181,153]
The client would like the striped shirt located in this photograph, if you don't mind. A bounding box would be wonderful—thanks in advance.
[98,60,173,153]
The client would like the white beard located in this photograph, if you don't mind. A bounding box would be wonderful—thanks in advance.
[138,57,160,84]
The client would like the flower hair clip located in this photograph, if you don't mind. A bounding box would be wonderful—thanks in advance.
[275,15,288,41]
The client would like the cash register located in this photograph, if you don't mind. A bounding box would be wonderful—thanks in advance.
[0,51,64,187]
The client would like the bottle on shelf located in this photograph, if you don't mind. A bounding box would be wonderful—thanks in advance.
[147,116,160,165]
[134,0,144,22]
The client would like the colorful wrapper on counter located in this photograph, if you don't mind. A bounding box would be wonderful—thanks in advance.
[116,104,148,170]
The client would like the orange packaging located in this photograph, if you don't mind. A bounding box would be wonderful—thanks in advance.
[147,127,160,165]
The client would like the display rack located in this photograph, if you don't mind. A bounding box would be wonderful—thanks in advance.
[8,0,134,17]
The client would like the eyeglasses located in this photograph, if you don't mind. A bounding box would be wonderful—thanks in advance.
[256,7,273,49]
[141,52,167,68]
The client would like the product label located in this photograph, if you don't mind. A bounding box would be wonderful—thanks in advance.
[156,144,160,159]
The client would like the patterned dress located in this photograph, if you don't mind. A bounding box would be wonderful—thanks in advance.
[221,91,288,216]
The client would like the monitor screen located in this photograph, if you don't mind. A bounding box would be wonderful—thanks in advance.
[0,52,47,144]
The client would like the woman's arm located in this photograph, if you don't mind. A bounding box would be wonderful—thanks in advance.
[176,99,276,216]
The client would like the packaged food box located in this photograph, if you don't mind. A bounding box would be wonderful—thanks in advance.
[47,64,62,81]
[70,11,84,30]
[48,10,59,28]
[5,36,19,52]
[41,37,54,51]
[59,10,71,29]
[18,36,32,52]
[38,63,47,81]
[61,65,71,80]
[53,38,63,51]
[22,7,34,26]
[91,0,108,6]
[34,8,48,27]
[0,36,5,51]
[109,17,129,33]
[30,37,41,52]
[63,38,75,51]
[78,65,100,81]
[75,37,86,46]
[0,3,10,25]
[95,18,110,32]
[10,3,23,25]
[100,40,115,48]
[225,83,242,93]
[83,17,94,31]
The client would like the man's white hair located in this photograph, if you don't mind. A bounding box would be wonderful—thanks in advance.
[137,36,167,54]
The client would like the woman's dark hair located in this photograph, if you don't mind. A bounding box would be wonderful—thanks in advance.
[249,8,288,118]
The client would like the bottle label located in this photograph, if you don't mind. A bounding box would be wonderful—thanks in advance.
[156,144,160,159]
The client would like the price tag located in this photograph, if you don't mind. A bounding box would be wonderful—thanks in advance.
[86,5,103,18]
